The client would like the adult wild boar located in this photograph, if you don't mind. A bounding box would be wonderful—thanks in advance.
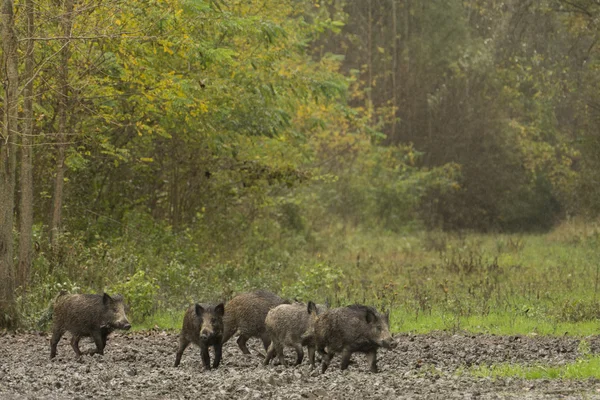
[50,292,131,359]
[264,301,321,367]
[313,304,396,373]
[174,303,225,370]
[222,290,288,355]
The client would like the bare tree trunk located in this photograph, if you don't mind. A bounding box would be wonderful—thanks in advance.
[0,0,19,328]
[170,150,180,230]
[367,0,373,123]
[404,0,412,140]
[50,0,74,248]
[17,0,35,289]
[391,0,397,142]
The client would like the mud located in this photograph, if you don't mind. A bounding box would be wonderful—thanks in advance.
[1,331,600,399]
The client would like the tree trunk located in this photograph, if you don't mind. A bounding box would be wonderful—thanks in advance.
[404,0,411,139]
[367,0,373,122]
[0,0,19,328]
[50,0,74,248]
[17,0,35,289]
[391,0,397,142]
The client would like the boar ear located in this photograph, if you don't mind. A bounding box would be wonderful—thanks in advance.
[307,301,317,315]
[214,303,225,316]
[384,310,390,324]
[195,304,205,316]
[365,309,377,324]
[102,293,112,305]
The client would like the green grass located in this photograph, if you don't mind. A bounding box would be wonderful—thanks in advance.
[22,218,600,338]
[134,307,600,336]
[132,309,181,332]
[470,356,600,380]
[391,309,600,336]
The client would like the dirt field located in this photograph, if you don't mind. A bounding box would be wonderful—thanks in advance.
[1,331,600,399]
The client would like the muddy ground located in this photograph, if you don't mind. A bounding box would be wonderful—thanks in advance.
[2,331,600,399]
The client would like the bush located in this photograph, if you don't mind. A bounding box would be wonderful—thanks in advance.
[109,270,160,323]
[281,262,343,304]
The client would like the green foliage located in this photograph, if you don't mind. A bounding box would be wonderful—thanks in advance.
[281,262,343,303]
[10,0,600,335]
[17,280,82,330]
[109,271,160,323]
[17,214,600,336]
[132,309,182,332]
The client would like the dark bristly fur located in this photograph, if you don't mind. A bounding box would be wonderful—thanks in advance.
[174,303,225,370]
[221,290,288,356]
[50,292,131,359]
[313,304,396,373]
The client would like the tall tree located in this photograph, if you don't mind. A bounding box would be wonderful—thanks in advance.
[17,0,35,289]
[50,0,74,247]
[0,0,18,327]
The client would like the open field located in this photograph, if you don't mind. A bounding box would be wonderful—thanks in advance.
[2,331,600,399]
[8,225,600,399]
[125,223,600,338]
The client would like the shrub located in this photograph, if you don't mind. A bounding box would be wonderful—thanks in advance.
[109,270,160,323]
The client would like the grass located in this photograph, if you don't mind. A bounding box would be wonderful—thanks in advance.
[391,309,600,336]
[315,221,600,337]
[132,309,181,332]
[127,219,600,336]
[470,356,600,380]
[22,217,600,342]
[138,307,600,336]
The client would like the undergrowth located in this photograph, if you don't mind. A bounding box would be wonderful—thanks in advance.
[19,218,600,336]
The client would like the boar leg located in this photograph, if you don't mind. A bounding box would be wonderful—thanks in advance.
[293,343,304,366]
[212,342,223,369]
[236,334,251,355]
[70,335,82,357]
[316,344,327,356]
[100,327,111,348]
[264,343,276,366]
[199,342,211,370]
[276,343,287,367]
[321,351,335,373]
[260,333,271,353]
[366,349,378,373]
[307,345,316,369]
[91,331,105,355]
[50,328,65,359]
[340,349,352,371]
[174,337,190,367]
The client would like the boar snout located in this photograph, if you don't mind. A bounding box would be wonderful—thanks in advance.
[115,319,131,330]
[200,329,213,341]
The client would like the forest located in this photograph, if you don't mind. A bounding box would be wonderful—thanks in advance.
[1,0,600,332]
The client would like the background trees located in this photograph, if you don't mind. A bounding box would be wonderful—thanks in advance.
[1,0,600,326]
[0,0,19,328]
